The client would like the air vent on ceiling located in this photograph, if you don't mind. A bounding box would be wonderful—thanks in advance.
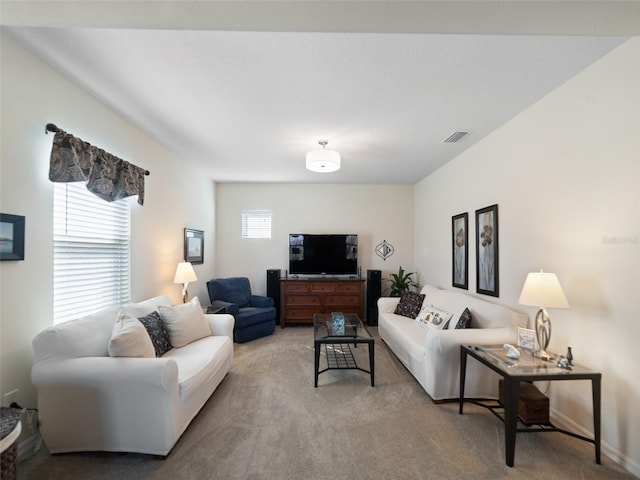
[442,131,469,143]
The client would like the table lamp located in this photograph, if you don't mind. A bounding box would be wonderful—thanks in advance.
[518,269,569,361]
[174,261,197,303]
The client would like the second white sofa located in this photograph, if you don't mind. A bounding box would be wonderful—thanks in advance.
[378,284,527,401]
[31,296,234,456]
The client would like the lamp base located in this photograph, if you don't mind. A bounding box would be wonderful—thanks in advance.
[533,350,555,362]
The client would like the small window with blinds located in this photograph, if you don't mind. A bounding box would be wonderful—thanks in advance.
[53,183,131,324]
[241,210,272,239]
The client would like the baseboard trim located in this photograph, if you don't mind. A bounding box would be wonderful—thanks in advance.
[551,407,640,478]
[18,432,41,462]
[15,409,42,463]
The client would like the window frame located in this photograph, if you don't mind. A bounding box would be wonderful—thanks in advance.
[53,182,131,324]
[241,210,272,239]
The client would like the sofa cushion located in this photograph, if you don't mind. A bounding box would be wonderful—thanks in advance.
[210,277,252,308]
[394,292,425,319]
[122,296,172,317]
[415,305,452,330]
[159,297,211,348]
[31,296,173,362]
[379,312,426,363]
[138,311,173,356]
[108,310,156,358]
[235,307,276,329]
[164,335,233,402]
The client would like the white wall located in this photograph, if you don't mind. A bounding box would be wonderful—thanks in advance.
[415,37,640,475]
[3,24,638,475]
[215,183,414,296]
[0,32,217,410]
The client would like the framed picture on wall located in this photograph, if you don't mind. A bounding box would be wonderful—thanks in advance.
[451,212,468,289]
[184,228,204,264]
[0,213,25,261]
[475,204,499,297]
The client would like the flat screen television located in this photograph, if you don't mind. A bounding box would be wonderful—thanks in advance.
[289,234,358,276]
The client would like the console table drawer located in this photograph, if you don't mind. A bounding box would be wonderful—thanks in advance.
[285,295,321,306]
[335,283,361,293]
[285,308,319,320]
[284,283,311,293]
[324,295,361,307]
[310,283,336,293]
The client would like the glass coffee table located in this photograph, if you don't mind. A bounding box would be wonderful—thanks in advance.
[313,313,375,387]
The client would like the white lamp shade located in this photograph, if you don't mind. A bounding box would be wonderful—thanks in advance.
[306,148,341,173]
[518,270,569,309]
[174,261,197,284]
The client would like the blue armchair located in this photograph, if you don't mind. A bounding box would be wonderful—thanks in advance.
[207,277,276,343]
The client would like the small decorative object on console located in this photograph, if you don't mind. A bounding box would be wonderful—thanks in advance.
[557,355,571,369]
[330,312,345,335]
[566,346,573,365]
[503,343,520,359]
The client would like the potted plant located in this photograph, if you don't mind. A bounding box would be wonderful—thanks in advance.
[385,266,418,297]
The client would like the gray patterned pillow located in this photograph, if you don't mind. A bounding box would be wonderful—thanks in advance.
[394,292,425,319]
[454,307,473,329]
[138,311,173,357]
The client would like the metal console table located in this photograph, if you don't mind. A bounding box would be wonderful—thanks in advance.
[459,345,601,467]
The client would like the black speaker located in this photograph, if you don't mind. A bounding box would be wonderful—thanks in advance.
[366,269,382,326]
[266,269,281,325]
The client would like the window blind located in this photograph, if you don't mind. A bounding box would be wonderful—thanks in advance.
[241,211,272,239]
[53,183,131,324]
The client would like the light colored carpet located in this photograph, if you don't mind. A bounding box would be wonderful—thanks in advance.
[19,327,634,479]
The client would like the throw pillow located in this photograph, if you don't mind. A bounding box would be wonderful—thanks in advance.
[158,296,211,348]
[454,307,473,329]
[108,310,156,358]
[394,292,426,319]
[138,311,173,356]
[415,305,453,330]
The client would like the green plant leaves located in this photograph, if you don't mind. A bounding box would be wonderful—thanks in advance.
[385,265,418,296]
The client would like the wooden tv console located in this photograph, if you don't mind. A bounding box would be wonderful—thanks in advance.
[280,278,365,327]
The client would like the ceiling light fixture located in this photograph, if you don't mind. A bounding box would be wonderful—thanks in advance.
[306,140,340,173]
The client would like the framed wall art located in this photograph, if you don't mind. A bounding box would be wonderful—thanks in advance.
[475,204,499,297]
[0,213,25,261]
[184,228,204,264]
[451,212,468,289]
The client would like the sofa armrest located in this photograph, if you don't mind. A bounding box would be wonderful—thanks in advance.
[210,299,239,316]
[426,327,517,358]
[250,295,274,308]
[377,296,400,314]
[206,313,235,338]
[32,356,179,391]
[32,356,180,455]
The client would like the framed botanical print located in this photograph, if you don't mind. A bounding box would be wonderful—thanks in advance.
[475,204,499,297]
[452,212,468,289]
[184,228,204,264]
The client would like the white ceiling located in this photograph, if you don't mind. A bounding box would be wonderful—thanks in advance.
[3,1,638,184]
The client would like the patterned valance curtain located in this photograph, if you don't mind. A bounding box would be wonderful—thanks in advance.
[48,129,147,205]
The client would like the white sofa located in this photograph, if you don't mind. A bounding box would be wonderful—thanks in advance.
[31,296,234,456]
[378,284,527,401]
